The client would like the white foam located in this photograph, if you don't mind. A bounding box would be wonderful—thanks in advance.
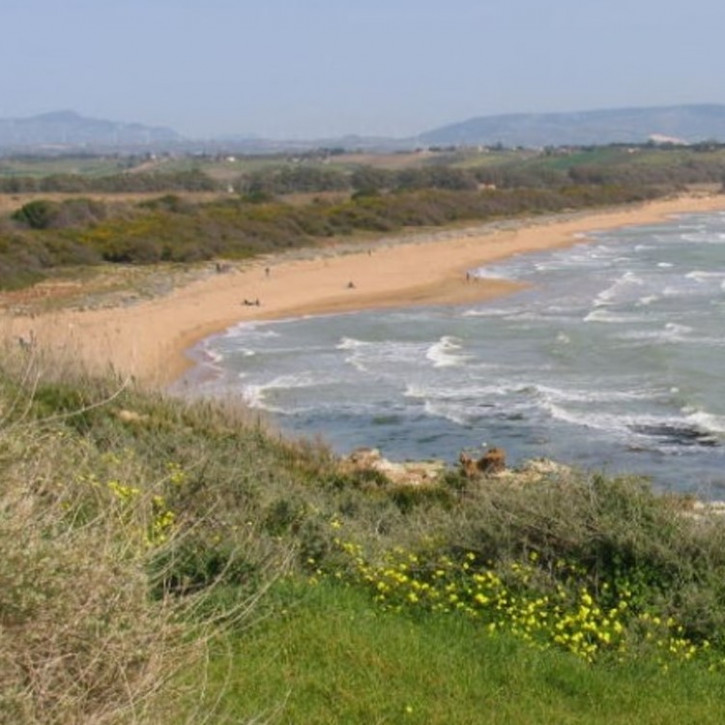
[423,399,471,426]
[684,409,725,436]
[665,322,693,336]
[470,265,519,281]
[592,270,646,308]
[637,295,659,306]
[544,401,600,429]
[616,323,692,344]
[337,336,368,351]
[686,270,725,283]
[682,231,725,244]
[263,372,325,391]
[536,383,658,405]
[542,403,705,446]
[240,370,344,413]
[200,346,224,365]
[462,307,517,318]
[404,380,514,402]
[337,337,371,372]
[425,336,470,368]
[240,384,268,409]
[226,321,281,339]
[584,309,642,324]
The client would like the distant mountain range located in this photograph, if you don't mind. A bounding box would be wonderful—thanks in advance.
[3,105,725,153]
[418,105,725,148]
[0,110,181,150]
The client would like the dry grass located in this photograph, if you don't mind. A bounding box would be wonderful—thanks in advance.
[0,423,184,722]
[0,352,276,724]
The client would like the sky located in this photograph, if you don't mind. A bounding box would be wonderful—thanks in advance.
[2,0,724,140]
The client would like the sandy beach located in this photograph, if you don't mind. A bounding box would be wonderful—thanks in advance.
[4,193,725,387]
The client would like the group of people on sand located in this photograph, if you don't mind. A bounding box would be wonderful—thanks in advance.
[239,266,359,310]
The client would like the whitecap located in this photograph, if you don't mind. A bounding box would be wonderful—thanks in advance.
[535,383,660,405]
[616,323,692,344]
[665,322,693,336]
[423,399,471,426]
[240,384,268,409]
[404,381,515,403]
[583,309,643,324]
[461,307,514,318]
[685,410,725,437]
[337,336,368,351]
[541,402,718,449]
[637,295,659,306]
[686,270,725,283]
[681,231,725,244]
[426,336,470,368]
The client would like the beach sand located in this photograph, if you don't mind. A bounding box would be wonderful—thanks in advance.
[4,193,725,387]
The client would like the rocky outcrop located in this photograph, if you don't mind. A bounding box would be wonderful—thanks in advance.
[341,446,574,488]
[341,448,446,486]
[459,447,507,477]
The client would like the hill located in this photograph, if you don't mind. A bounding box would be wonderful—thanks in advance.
[0,110,181,151]
[6,104,725,156]
[418,104,725,148]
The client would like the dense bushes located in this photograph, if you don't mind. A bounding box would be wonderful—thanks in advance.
[0,181,662,288]
[2,142,724,289]
[0,168,220,194]
[12,197,107,229]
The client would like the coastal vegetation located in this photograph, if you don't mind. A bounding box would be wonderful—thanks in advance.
[0,185,656,289]
[4,350,725,723]
[3,145,725,721]
[1,143,725,290]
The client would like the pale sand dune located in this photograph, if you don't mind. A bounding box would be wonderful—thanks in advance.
[4,194,725,386]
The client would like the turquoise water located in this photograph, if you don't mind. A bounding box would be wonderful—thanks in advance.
[177,211,725,497]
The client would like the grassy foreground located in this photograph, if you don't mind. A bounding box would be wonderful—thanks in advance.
[2,350,725,723]
[207,581,725,724]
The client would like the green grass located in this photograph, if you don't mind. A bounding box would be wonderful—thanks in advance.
[207,579,725,724]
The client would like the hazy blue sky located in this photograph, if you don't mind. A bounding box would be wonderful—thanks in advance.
[2,0,723,139]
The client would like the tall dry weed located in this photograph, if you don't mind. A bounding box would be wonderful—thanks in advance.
[0,351,269,724]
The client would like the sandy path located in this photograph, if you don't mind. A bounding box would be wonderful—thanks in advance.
[4,193,725,387]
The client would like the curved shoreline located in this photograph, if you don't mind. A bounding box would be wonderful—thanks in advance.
[4,193,725,387]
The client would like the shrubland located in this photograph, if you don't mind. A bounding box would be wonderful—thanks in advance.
[3,348,725,722]
[0,183,660,288]
[3,143,725,289]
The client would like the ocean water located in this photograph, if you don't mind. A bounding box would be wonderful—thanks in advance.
[176,211,725,497]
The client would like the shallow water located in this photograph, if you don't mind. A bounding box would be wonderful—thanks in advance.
[176,211,725,498]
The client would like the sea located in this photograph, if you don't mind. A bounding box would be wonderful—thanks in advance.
[175,210,725,498]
